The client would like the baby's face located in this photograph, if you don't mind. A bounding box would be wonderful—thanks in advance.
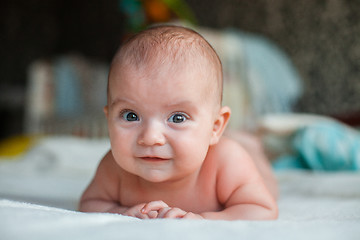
[105,62,220,183]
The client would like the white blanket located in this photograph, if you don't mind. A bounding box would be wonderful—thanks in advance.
[1,137,360,239]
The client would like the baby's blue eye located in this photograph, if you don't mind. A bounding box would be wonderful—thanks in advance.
[122,111,139,121]
[168,113,188,123]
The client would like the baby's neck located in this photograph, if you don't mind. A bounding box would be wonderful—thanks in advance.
[136,170,200,194]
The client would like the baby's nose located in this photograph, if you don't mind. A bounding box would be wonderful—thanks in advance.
[137,121,166,146]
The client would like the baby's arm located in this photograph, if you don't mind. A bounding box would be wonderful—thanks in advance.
[79,151,126,213]
[79,151,159,219]
[201,138,278,220]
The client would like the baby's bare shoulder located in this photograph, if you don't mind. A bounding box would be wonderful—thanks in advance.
[80,150,121,205]
[209,137,262,202]
[99,150,118,169]
[87,150,123,193]
[209,136,251,166]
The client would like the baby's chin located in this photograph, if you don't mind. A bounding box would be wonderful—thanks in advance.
[136,169,193,184]
[138,172,175,183]
[131,166,175,183]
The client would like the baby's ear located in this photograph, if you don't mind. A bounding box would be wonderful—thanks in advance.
[210,106,231,145]
[103,106,109,119]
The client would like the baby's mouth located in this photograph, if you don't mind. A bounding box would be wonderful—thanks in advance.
[139,157,170,162]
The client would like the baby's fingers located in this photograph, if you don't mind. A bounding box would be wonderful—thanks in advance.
[182,212,204,219]
[159,207,187,219]
[141,200,169,214]
[157,207,172,218]
[124,210,150,219]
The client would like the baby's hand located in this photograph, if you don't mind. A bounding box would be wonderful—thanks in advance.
[123,203,158,219]
[141,200,204,219]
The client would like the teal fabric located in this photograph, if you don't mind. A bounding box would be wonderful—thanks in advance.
[273,122,360,171]
[272,155,308,170]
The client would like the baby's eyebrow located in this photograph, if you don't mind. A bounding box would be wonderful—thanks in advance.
[109,98,123,107]
[165,100,199,112]
[165,100,193,107]
[110,97,136,107]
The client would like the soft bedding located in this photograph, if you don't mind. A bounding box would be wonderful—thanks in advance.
[0,136,359,239]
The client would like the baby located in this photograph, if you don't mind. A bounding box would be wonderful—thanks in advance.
[79,25,278,220]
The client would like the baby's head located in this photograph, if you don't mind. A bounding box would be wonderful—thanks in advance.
[108,25,223,110]
[105,25,230,182]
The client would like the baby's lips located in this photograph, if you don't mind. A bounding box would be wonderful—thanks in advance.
[138,156,171,161]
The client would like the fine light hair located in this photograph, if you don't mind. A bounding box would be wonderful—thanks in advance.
[109,25,223,105]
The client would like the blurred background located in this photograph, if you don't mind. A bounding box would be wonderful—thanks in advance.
[1,0,360,142]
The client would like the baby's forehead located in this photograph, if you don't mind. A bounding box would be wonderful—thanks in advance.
[109,59,218,106]
[112,56,213,88]
[110,26,223,103]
